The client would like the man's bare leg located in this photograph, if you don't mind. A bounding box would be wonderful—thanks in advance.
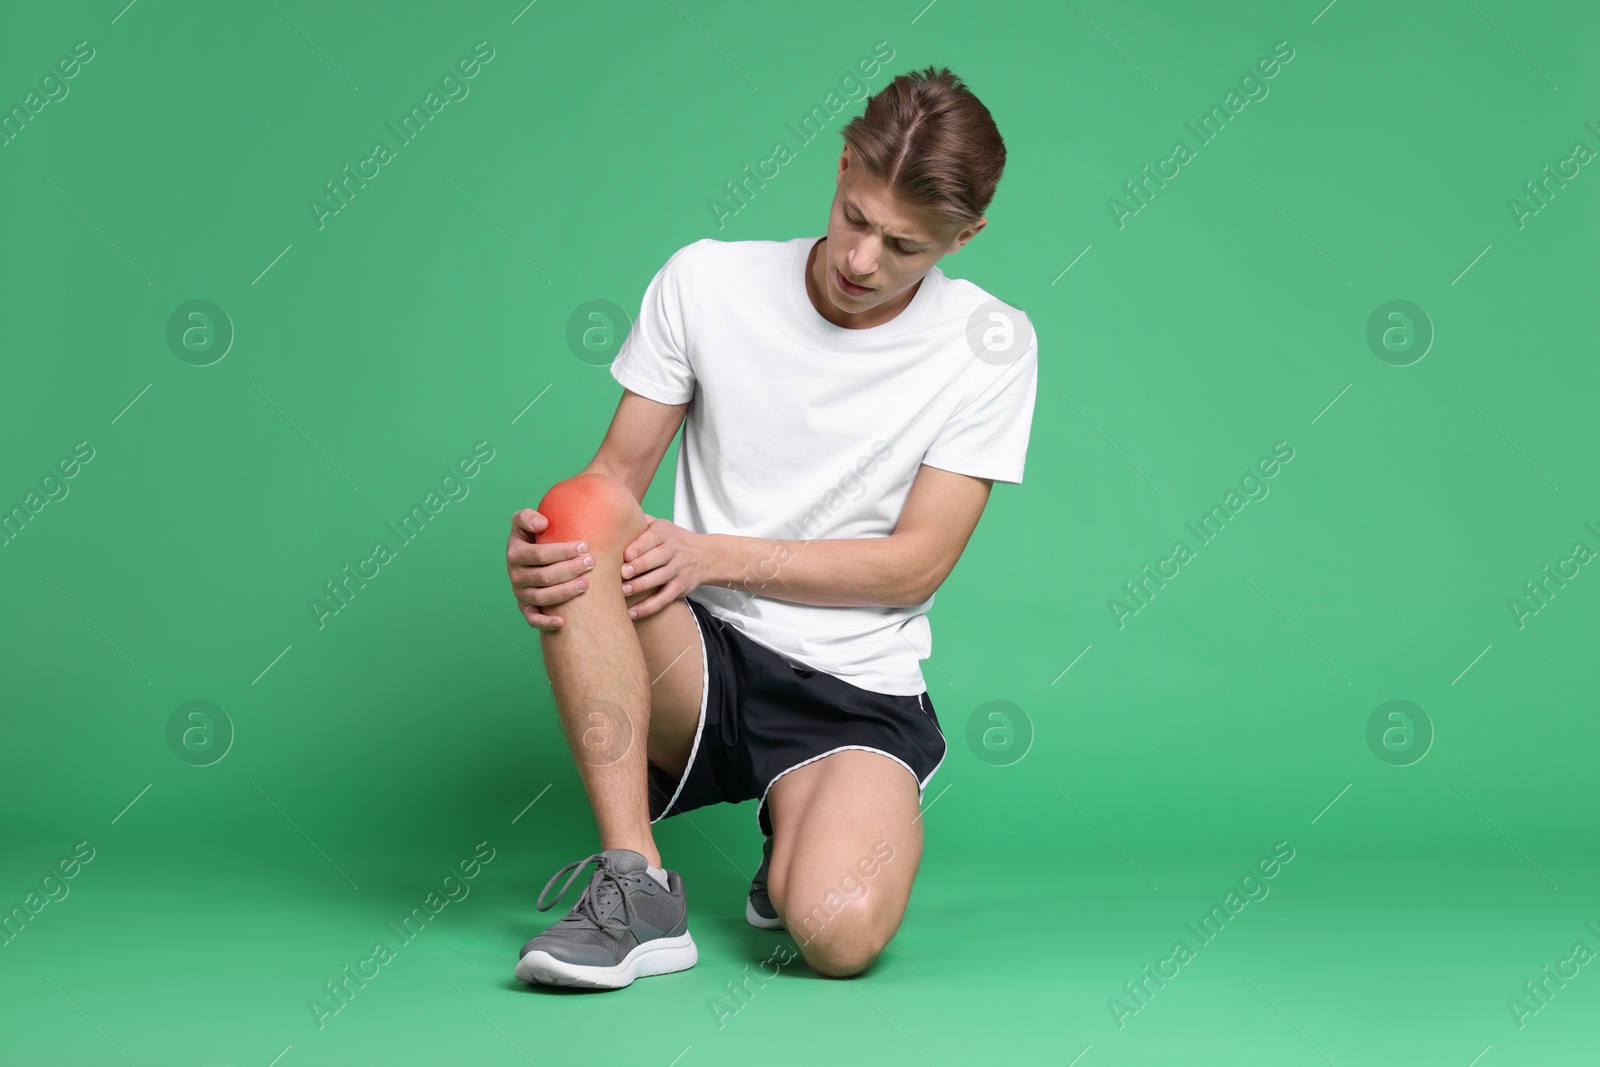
[533,472,703,868]
[764,750,925,977]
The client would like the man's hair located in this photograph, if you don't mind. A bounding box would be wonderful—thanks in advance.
[839,66,1007,230]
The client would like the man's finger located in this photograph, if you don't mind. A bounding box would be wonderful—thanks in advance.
[510,542,587,574]
[624,526,656,562]
[511,508,548,540]
[622,565,667,596]
[629,584,675,622]
[524,606,562,630]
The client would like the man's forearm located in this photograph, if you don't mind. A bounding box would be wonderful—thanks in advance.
[702,533,927,609]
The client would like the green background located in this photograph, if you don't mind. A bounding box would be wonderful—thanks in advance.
[2,0,1596,1063]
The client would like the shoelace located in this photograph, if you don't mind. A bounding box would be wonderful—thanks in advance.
[536,853,645,930]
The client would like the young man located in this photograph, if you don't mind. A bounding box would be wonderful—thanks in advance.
[504,66,1036,989]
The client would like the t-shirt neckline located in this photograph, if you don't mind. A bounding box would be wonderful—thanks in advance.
[790,235,940,345]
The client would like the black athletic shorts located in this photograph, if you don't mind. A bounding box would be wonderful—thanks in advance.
[647,595,949,838]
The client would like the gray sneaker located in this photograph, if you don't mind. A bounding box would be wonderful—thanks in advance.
[745,834,784,930]
[515,848,697,989]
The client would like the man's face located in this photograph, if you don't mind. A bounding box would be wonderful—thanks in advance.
[818,146,984,320]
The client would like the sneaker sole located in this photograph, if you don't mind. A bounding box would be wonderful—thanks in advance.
[515,931,698,989]
[745,898,784,930]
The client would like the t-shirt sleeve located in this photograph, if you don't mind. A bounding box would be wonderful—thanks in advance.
[609,240,700,405]
[920,332,1038,485]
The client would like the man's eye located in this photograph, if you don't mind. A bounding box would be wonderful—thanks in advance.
[843,214,914,254]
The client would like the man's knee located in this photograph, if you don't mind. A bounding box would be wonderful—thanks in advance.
[779,865,896,978]
[789,902,888,977]
[537,472,645,551]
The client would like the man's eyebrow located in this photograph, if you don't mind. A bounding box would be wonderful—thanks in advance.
[842,196,932,246]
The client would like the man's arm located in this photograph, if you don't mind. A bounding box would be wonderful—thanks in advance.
[700,463,993,609]
[579,388,687,501]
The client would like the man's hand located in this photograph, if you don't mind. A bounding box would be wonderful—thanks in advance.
[506,508,596,630]
[620,514,716,621]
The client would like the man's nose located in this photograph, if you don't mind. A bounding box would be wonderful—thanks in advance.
[847,241,879,277]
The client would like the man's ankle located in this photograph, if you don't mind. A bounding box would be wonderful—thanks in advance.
[601,839,661,869]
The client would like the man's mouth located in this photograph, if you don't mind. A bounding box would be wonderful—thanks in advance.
[835,268,872,296]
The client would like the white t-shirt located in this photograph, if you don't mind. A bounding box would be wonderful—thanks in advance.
[609,235,1037,695]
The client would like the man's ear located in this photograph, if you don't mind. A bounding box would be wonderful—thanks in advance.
[947,218,987,254]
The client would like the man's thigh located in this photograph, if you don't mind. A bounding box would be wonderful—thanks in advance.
[629,592,704,778]
[764,749,925,973]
